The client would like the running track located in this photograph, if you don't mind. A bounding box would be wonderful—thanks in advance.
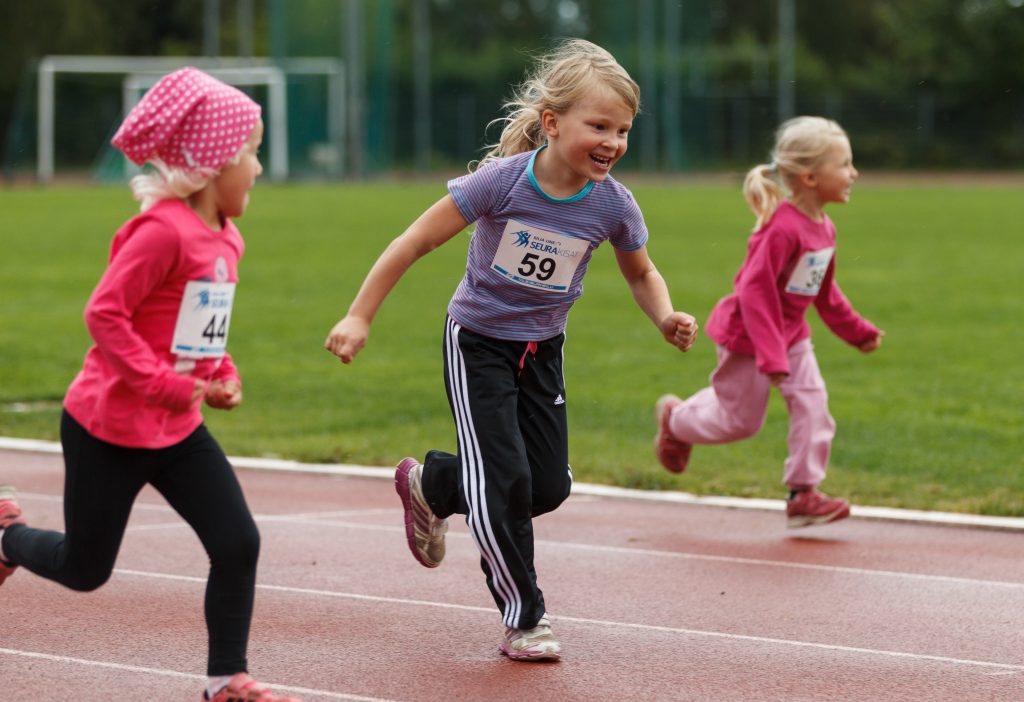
[1,444,1022,701]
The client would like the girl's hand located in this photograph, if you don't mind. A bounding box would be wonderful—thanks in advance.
[324,315,370,364]
[768,372,789,386]
[661,312,699,352]
[859,330,885,353]
[205,379,242,410]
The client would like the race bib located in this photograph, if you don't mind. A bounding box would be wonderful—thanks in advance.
[170,281,236,358]
[785,247,834,296]
[490,219,589,292]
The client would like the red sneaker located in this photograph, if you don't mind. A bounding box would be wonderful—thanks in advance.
[786,488,850,528]
[203,673,301,702]
[0,485,26,586]
[654,395,692,473]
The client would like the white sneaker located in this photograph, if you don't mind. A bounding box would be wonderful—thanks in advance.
[395,458,448,568]
[500,615,561,661]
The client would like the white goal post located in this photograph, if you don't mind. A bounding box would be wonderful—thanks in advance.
[36,55,345,182]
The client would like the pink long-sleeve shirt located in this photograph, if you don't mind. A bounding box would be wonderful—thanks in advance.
[705,201,878,376]
[63,198,244,448]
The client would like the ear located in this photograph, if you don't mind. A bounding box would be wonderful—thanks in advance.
[541,109,559,139]
[796,171,817,189]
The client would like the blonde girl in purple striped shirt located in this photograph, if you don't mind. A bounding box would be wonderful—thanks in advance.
[325,38,697,661]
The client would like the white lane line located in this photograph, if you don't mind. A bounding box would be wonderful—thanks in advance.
[559,615,1024,674]
[16,492,171,511]
[227,458,1024,532]
[15,492,394,521]
[0,647,395,701]
[13,491,1024,589]
[236,515,1024,591]
[535,539,1024,590]
[5,437,1023,532]
[124,510,395,533]
[112,568,1024,674]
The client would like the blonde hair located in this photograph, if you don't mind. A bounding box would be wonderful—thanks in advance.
[129,152,243,212]
[743,116,849,230]
[475,38,640,170]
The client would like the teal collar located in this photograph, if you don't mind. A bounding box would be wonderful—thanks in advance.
[527,145,594,203]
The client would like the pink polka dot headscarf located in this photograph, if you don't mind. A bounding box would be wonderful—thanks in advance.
[111,67,262,173]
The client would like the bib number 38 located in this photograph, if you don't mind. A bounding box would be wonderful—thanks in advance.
[785,247,834,296]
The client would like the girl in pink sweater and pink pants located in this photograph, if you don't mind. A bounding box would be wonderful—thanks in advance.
[655,116,884,528]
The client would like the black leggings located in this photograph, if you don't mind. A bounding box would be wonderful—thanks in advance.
[2,411,260,676]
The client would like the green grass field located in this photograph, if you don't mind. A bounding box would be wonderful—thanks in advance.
[1,178,1022,515]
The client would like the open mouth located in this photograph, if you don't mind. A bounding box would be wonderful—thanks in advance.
[590,153,612,168]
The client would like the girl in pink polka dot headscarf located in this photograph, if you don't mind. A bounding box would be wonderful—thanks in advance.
[112,67,264,218]
[0,68,298,701]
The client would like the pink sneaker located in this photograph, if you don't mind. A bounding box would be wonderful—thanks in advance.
[203,673,301,701]
[0,485,26,586]
[786,488,850,528]
[654,395,692,473]
[394,457,448,568]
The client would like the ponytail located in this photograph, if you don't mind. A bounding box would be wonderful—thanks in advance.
[129,158,214,212]
[745,116,849,229]
[475,107,547,170]
[127,142,249,212]
[743,163,783,231]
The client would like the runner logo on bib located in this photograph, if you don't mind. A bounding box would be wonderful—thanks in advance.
[170,281,236,357]
[491,219,589,292]
[785,247,834,296]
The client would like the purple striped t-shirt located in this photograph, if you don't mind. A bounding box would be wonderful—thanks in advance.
[446,148,648,341]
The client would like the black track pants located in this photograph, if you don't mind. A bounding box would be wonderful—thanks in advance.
[421,317,572,630]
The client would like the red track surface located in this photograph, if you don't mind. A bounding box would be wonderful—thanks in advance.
[2,448,1022,701]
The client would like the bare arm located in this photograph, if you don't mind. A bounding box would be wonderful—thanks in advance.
[614,246,698,352]
[324,195,469,363]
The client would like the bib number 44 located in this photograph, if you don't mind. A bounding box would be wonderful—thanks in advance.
[170,281,236,358]
[202,314,229,344]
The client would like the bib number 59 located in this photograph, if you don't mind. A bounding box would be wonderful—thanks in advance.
[518,253,556,282]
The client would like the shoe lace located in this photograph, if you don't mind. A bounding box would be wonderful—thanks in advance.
[509,620,553,644]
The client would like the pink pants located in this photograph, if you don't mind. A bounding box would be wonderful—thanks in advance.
[667,338,835,489]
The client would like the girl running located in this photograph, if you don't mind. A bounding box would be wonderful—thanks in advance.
[655,116,884,528]
[0,67,298,702]
[324,39,698,660]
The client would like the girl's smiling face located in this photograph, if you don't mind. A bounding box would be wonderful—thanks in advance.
[812,136,859,205]
[540,84,634,192]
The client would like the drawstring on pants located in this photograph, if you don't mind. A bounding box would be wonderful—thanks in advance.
[518,341,538,374]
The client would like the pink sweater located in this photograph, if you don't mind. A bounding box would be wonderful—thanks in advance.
[706,201,878,376]
[64,199,244,448]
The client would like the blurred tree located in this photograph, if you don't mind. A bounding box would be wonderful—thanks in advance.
[2,0,1021,175]
[0,0,208,173]
[870,0,1024,93]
